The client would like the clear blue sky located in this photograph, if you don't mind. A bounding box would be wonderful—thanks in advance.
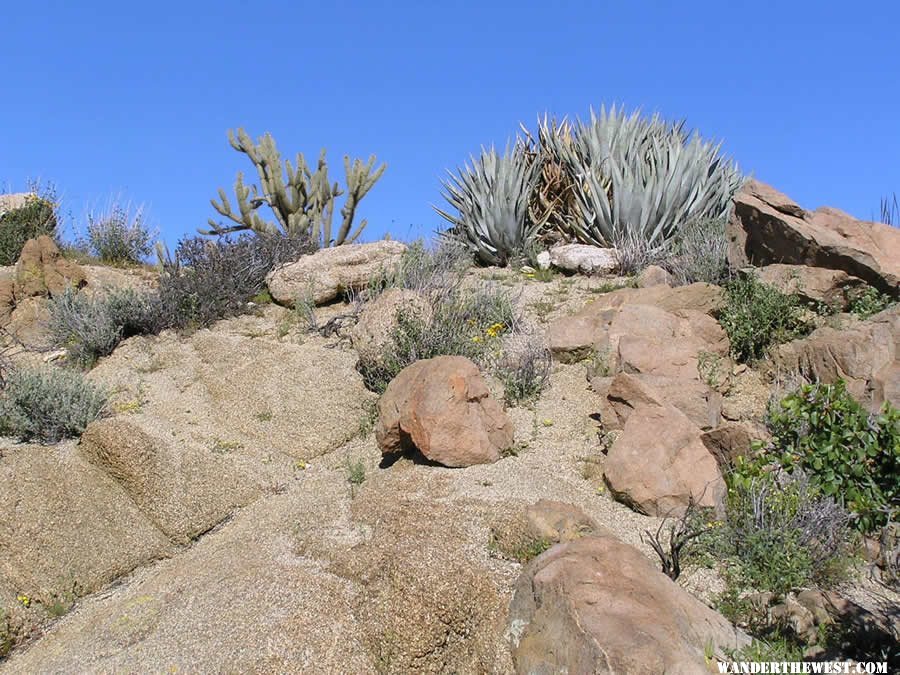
[1,1,898,247]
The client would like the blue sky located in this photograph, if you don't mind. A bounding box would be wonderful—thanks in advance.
[1,1,898,247]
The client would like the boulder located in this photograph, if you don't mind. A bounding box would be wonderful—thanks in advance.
[772,306,898,412]
[535,250,551,270]
[79,418,263,544]
[635,264,672,287]
[491,500,606,560]
[0,278,15,325]
[507,535,748,674]
[548,244,618,275]
[549,301,728,381]
[6,296,51,348]
[548,283,726,363]
[0,444,174,607]
[375,355,514,467]
[14,235,85,300]
[88,327,375,462]
[266,240,406,306]
[350,288,431,368]
[727,180,900,295]
[523,500,602,543]
[603,400,724,516]
[0,192,31,216]
[701,421,768,470]
[333,493,512,674]
[754,264,867,310]
[601,372,722,431]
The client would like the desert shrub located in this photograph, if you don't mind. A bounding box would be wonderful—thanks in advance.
[493,333,552,405]
[664,216,730,285]
[716,274,812,363]
[847,285,894,319]
[373,238,472,296]
[49,287,162,367]
[764,380,899,533]
[0,189,59,265]
[81,201,156,265]
[358,283,519,393]
[158,233,315,329]
[0,366,107,443]
[721,465,853,595]
[612,228,671,276]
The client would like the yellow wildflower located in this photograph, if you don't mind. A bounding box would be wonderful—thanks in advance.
[485,322,505,338]
[17,594,30,607]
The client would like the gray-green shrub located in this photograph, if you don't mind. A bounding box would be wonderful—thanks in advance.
[81,201,156,265]
[494,333,552,405]
[0,366,107,443]
[664,216,730,285]
[49,287,162,367]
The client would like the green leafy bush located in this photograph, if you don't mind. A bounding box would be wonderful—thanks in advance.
[847,285,894,319]
[158,233,315,329]
[0,366,107,443]
[0,191,58,265]
[717,274,812,363]
[49,287,163,367]
[81,201,156,265]
[765,380,899,533]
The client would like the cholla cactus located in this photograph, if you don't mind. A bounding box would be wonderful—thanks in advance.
[205,128,385,247]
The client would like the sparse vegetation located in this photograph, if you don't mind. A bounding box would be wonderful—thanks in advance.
[49,287,162,367]
[846,285,894,319]
[347,458,366,487]
[79,200,156,265]
[0,186,59,265]
[642,497,710,581]
[880,193,898,226]
[0,366,107,443]
[494,334,552,405]
[157,233,314,330]
[489,530,552,563]
[697,350,727,390]
[717,274,812,363]
[663,216,730,285]
[357,277,520,393]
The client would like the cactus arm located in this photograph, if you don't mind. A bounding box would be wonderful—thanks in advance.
[335,155,386,245]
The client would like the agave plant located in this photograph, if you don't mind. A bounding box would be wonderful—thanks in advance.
[541,105,744,249]
[518,116,579,245]
[434,144,542,266]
